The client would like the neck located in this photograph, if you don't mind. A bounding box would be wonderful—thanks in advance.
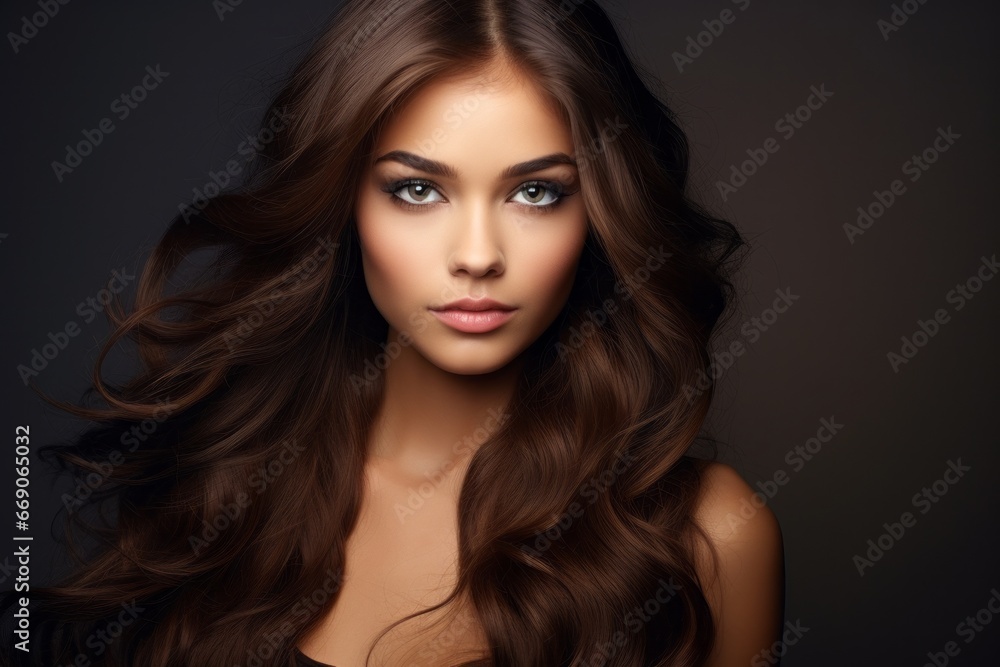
[366,326,520,487]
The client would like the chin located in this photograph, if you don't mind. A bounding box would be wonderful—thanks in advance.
[421,342,523,376]
[432,355,516,376]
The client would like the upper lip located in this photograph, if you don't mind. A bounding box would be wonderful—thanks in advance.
[431,297,516,311]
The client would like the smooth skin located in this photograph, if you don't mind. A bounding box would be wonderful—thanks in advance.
[693,461,786,666]
[297,60,783,666]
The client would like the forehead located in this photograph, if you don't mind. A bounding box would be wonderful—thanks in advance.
[372,69,574,163]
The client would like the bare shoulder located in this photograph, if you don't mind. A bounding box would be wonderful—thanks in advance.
[692,461,783,547]
[689,461,786,666]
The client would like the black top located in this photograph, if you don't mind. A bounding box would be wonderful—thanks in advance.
[294,646,336,666]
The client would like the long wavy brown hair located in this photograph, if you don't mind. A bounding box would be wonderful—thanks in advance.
[1,0,748,665]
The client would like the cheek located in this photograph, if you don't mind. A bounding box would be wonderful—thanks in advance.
[515,223,588,305]
[360,243,415,322]
[355,204,422,315]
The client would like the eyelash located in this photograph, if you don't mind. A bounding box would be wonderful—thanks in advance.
[380,179,573,214]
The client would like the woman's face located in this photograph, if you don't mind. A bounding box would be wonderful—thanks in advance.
[355,68,588,375]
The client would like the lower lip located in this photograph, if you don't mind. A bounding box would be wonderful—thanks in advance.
[430,308,516,333]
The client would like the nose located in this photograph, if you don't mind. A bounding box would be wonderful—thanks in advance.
[447,200,505,277]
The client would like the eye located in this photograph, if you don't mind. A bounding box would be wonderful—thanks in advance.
[380,178,573,213]
[511,181,564,208]
[390,180,444,207]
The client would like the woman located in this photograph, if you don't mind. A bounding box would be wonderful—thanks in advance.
[0,0,783,665]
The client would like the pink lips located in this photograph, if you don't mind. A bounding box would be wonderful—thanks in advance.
[429,297,516,333]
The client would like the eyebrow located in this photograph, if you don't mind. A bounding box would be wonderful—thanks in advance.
[372,150,577,180]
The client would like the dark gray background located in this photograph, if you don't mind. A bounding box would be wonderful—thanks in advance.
[2,1,998,664]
